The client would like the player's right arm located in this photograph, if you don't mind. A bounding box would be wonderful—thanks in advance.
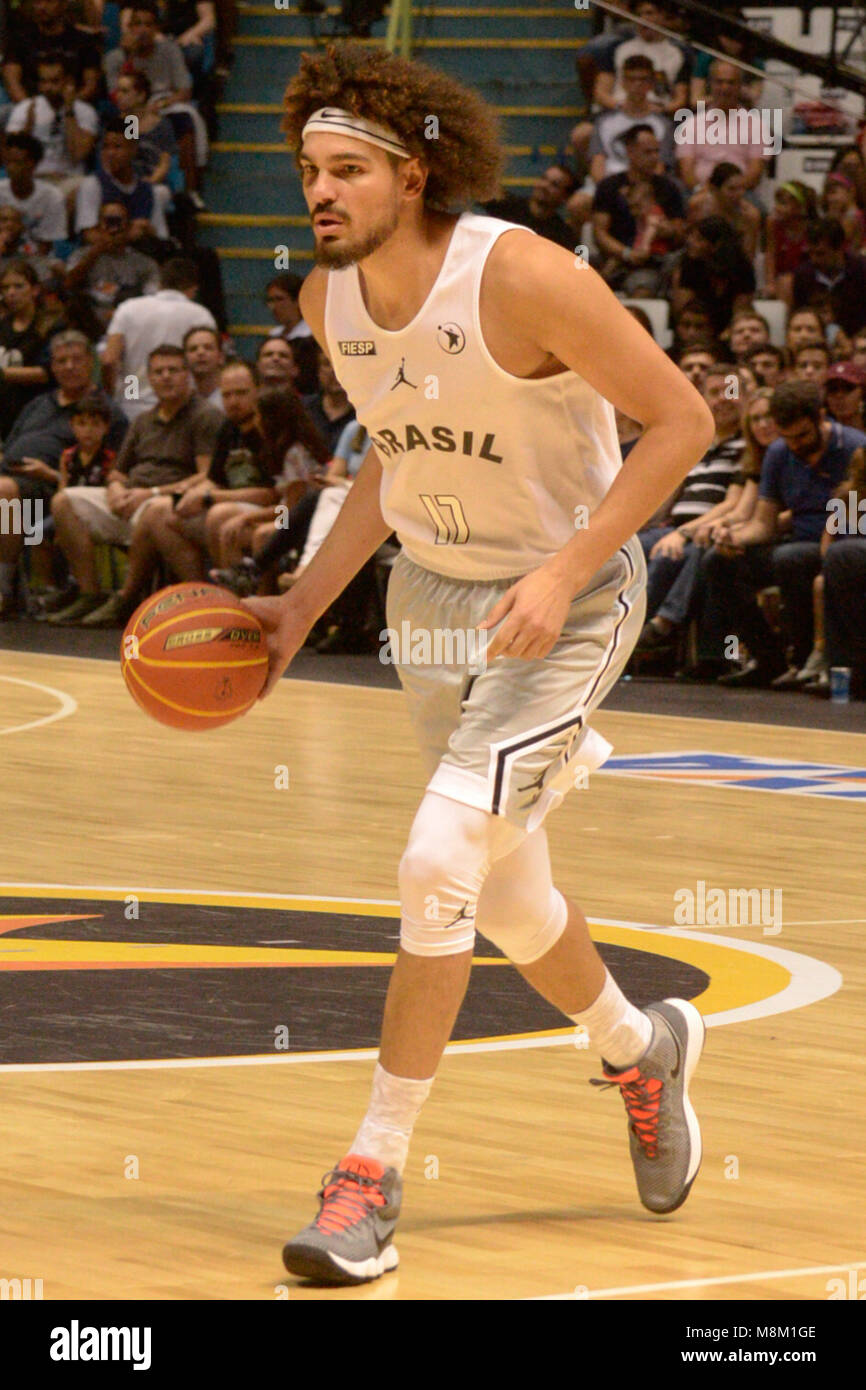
[242,268,393,696]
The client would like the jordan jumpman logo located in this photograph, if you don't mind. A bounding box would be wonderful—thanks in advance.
[390,357,417,390]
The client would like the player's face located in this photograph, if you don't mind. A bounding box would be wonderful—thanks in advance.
[300,134,404,270]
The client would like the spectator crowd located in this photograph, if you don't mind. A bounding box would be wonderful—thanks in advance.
[0,0,864,691]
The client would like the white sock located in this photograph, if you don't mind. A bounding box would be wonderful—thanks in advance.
[0,563,14,595]
[350,1063,434,1175]
[569,969,652,1069]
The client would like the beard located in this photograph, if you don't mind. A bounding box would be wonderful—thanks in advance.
[313,202,400,270]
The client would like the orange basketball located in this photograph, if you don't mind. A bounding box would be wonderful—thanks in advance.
[120,582,268,731]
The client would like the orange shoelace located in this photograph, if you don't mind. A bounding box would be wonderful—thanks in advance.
[592,1067,663,1159]
[314,1164,387,1236]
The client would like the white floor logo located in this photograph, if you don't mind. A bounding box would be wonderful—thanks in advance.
[50,1321,152,1371]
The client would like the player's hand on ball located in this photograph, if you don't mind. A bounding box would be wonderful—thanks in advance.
[478,565,573,661]
[240,595,311,697]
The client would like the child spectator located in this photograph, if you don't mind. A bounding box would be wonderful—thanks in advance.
[45,393,118,624]
[764,182,818,304]
[821,173,865,255]
[0,134,68,255]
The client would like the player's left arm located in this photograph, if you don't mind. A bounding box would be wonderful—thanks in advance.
[479,234,714,660]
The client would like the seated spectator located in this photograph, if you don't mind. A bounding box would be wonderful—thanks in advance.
[265,272,313,341]
[302,347,355,451]
[101,256,217,419]
[0,134,67,256]
[106,3,206,204]
[183,323,224,407]
[670,299,717,359]
[43,392,118,622]
[255,335,297,390]
[701,380,866,687]
[792,219,866,340]
[1,0,103,105]
[824,362,866,432]
[286,333,321,396]
[819,446,866,699]
[484,164,577,251]
[821,173,865,255]
[854,330,866,373]
[792,340,831,394]
[148,0,216,85]
[143,358,274,583]
[676,62,768,196]
[744,342,785,389]
[636,362,746,649]
[764,182,818,305]
[106,3,191,105]
[112,69,178,188]
[208,383,332,593]
[687,162,760,263]
[0,330,127,618]
[601,2,689,118]
[0,260,52,438]
[592,123,685,293]
[280,419,368,588]
[64,200,160,336]
[828,144,866,215]
[726,309,769,363]
[588,55,675,178]
[677,339,719,392]
[670,217,755,338]
[690,14,762,108]
[6,55,98,210]
[785,307,825,361]
[63,342,222,626]
[567,51,673,212]
[75,116,171,247]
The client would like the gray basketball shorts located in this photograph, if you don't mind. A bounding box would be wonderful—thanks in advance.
[384,535,647,831]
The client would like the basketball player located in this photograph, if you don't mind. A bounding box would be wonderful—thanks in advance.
[244,43,715,1285]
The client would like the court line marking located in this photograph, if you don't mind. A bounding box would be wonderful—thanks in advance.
[529,1260,866,1300]
[0,676,78,736]
[0,886,842,1072]
[9,651,866,745]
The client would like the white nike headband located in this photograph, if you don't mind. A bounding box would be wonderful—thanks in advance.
[301,106,411,159]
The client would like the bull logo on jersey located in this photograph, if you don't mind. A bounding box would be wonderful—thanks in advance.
[437,323,465,354]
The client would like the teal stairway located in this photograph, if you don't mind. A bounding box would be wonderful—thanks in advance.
[198,2,593,338]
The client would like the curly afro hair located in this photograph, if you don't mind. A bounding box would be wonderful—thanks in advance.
[282,42,504,211]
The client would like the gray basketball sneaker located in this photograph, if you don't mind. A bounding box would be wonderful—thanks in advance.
[282,1154,402,1284]
[591,998,705,1214]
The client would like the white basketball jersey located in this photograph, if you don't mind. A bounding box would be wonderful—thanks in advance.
[324,211,623,581]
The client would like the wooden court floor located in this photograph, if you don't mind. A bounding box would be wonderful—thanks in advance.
[1,648,865,1302]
